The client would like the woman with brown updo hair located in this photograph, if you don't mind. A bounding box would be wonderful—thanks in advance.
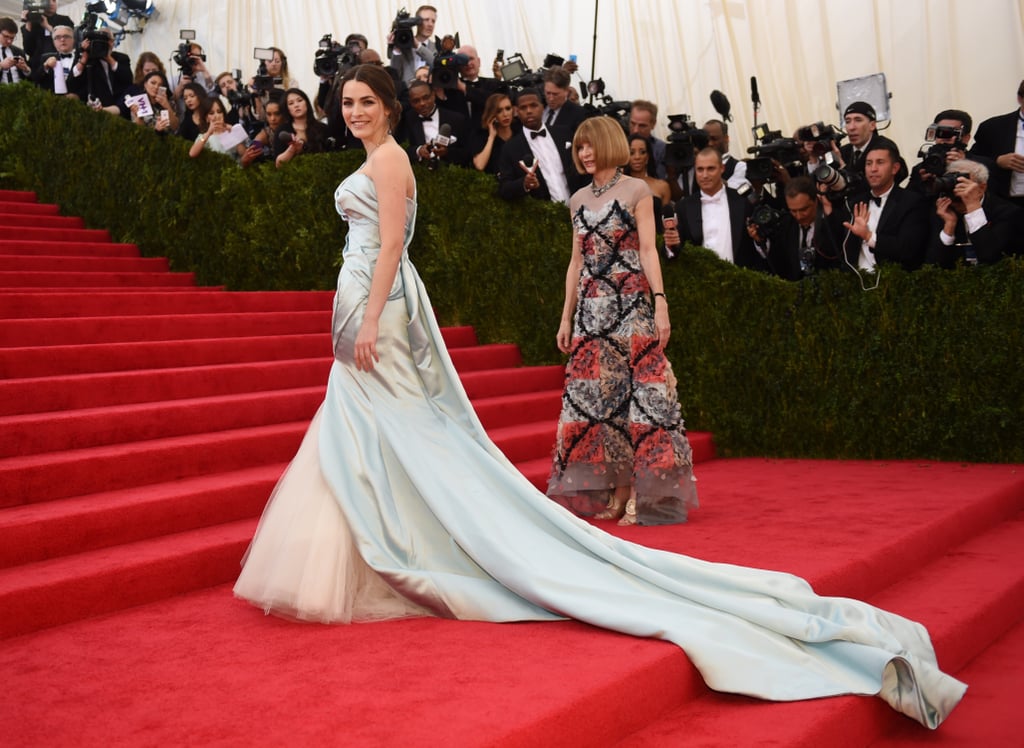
[231,66,964,734]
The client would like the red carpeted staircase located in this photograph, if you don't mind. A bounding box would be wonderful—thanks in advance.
[0,190,1020,747]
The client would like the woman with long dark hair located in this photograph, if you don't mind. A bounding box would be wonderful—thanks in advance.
[234,65,964,732]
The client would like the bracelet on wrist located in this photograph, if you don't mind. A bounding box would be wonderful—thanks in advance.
[653,292,667,302]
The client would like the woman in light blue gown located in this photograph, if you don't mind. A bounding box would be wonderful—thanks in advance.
[233,65,965,729]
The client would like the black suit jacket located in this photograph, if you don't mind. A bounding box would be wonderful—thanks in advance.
[840,132,909,186]
[971,110,1022,199]
[20,14,75,63]
[926,193,1024,267]
[672,187,767,271]
[838,187,929,270]
[544,100,588,135]
[403,107,471,167]
[29,53,74,93]
[496,124,587,201]
[67,52,133,107]
[763,209,844,280]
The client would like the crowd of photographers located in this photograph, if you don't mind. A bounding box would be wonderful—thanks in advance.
[3,2,1023,275]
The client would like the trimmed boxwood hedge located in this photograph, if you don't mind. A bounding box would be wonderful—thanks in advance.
[2,83,1021,461]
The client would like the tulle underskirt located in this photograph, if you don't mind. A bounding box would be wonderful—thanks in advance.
[233,406,434,623]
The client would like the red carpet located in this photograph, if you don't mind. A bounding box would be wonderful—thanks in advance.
[0,190,1020,746]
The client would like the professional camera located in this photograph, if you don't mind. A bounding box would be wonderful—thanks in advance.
[749,200,783,240]
[80,28,111,61]
[313,34,360,78]
[664,114,709,171]
[22,0,47,25]
[928,170,970,197]
[250,47,282,94]
[430,33,468,89]
[747,125,803,171]
[391,7,422,51]
[916,143,956,178]
[497,52,544,91]
[813,163,863,198]
[172,31,205,78]
[796,121,845,155]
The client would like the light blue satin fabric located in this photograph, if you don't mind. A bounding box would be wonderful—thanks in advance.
[315,172,964,728]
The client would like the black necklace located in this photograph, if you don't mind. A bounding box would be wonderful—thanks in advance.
[590,167,622,197]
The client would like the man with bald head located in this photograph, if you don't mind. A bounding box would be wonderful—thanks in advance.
[455,44,501,127]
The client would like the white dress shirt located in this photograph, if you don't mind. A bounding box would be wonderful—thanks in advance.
[700,187,734,263]
[858,186,893,270]
[525,127,571,204]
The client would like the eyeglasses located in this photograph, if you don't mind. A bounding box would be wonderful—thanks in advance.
[54,34,74,39]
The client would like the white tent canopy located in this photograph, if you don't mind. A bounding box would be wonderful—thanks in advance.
[4,0,1022,156]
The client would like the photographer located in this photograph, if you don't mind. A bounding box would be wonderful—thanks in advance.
[388,5,436,84]
[67,28,131,113]
[172,41,216,100]
[215,72,243,125]
[970,80,1024,207]
[746,176,843,280]
[28,23,73,94]
[926,159,1024,267]
[1,17,31,85]
[19,1,72,65]
[629,100,667,179]
[908,110,989,195]
[704,119,751,191]
[455,44,501,126]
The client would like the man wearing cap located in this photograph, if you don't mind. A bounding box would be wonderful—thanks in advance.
[970,80,1024,208]
[840,101,881,175]
[837,137,928,271]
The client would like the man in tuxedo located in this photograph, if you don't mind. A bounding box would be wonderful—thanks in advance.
[403,79,470,167]
[665,148,766,271]
[497,88,585,203]
[908,110,984,195]
[747,176,844,279]
[67,29,132,114]
[926,159,1024,267]
[0,17,32,86]
[703,119,750,191]
[542,66,588,135]
[837,138,928,271]
[839,101,879,176]
[455,44,502,130]
[970,80,1024,208]
[19,0,73,65]
[29,23,75,95]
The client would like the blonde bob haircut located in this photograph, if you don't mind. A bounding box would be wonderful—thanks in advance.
[571,116,630,174]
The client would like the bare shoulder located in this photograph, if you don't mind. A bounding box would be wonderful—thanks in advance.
[366,141,414,197]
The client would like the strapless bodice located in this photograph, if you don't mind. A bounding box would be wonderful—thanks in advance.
[335,171,417,261]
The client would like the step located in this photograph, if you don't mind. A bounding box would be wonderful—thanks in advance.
[0,310,332,347]
[0,359,334,415]
[0,226,111,242]
[0,270,196,288]
[0,202,61,216]
[0,518,256,639]
[0,214,84,229]
[0,422,310,507]
[471,389,564,431]
[0,239,138,257]
[0,465,283,568]
[0,255,168,273]
[460,364,566,399]
[0,334,515,379]
[613,513,1024,747]
[0,289,334,317]
[0,190,41,202]
[0,386,326,457]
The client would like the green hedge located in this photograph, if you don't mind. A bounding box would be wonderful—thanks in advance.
[2,83,1022,462]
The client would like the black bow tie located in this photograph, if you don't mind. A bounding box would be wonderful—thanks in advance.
[530,129,547,139]
[59,53,73,59]
[419,115,433,122]
[869,195,882,207]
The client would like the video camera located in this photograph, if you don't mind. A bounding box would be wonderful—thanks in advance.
[172,30,204,78]
[916,123,966,178]
[431,33,468,89]
[22,0,47,25]
[664,114,709,171]
[251,47,282,94]
[313,33,361,78]
[747,124,803,171]
[796,121,845,155]
[75,4,112,61]
[498,52,544,91]
[391,7,422,51]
